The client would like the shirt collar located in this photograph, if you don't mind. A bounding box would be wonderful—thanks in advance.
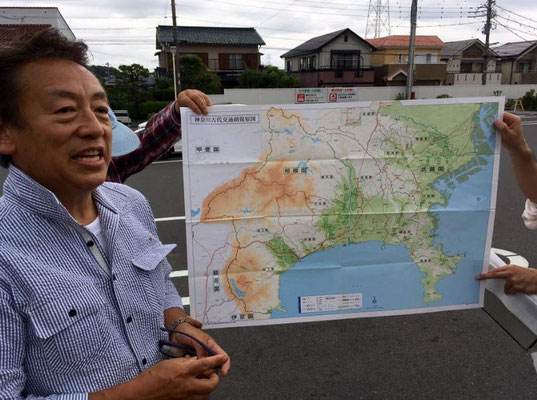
[3,164,118,224]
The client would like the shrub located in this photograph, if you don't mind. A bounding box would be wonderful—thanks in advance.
[521,89,537,111]
[505,99,516,109]
[436,94,452,98]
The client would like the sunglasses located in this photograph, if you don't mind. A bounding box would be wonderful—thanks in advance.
[158,327,217,358]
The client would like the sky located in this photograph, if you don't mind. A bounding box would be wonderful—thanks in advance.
[3,0,537,70]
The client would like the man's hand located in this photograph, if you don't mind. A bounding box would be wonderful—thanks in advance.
[171,322,231,376]
[494,112,528,154]
[175,89,212,115]
[476,265,537,294]
[89,355,227,400]
[494,112,537,202]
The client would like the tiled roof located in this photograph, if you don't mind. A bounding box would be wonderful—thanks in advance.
[0,24,50,45]
[0,6,57,9]
[493,41,537,58]
[441,39,497,58]
[157,26,265,46]
[281,28,374,59]
[366,35,444,49]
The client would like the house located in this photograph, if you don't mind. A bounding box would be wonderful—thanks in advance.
[493,41,537,84]
[0,24,50,48]
[366,35,446,86]
[156,26,265,87]
[0,7,75,40]
[441,39,501,85]
[280,28,376,87]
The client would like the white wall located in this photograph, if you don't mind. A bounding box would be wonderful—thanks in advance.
[209,84,537,105]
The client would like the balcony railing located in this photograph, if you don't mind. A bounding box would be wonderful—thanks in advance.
[452,73,501,83]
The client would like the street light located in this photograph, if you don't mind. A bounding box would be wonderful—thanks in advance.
[170,45,178,99]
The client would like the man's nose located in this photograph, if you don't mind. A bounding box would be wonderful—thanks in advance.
[78,108,107,137]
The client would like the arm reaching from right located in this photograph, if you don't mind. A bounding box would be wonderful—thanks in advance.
[477,265,537,295]
[495,112,537,203]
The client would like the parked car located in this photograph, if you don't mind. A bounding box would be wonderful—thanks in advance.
[113,110,132,126]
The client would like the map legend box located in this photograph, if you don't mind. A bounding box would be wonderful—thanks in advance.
[299,294,363,313]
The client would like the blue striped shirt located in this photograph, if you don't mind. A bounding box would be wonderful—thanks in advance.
[0,165,183,399]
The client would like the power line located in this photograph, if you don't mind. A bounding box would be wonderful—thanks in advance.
[495,13,537,33]
[495,19,536,43]
[495,4,537,25]
[178,0,479,19]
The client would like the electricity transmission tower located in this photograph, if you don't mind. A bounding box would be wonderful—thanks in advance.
[365,0,391,38]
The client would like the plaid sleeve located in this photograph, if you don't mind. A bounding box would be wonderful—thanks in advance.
[107,101,182,183]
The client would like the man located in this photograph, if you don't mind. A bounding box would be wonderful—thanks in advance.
[477,112,537,294]
[0,28,229,399]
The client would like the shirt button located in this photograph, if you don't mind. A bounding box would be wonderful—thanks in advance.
[142,358,147,365]
[68,309,77,317]
[86,240,94,247]
[126,316,133,323]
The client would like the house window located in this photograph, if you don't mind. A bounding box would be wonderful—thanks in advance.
[287,60,291,72]
[300,57,307,71]
[310,55,316,70]
[398,53,403,64]
[331,51,360,70]
[229,54,242,69]
[517,62,527,73]
[426,53,432,64]
[344,34,348,42]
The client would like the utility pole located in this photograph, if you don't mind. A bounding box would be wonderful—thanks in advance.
[171,0,181,97]
[405,0,418,100]
[482,0,494,86]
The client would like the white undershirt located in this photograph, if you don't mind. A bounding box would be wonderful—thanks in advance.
[84,216,109,256]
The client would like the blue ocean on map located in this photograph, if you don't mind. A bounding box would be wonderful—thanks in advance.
[271,103,497,319]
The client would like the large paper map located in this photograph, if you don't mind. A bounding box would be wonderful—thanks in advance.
[181,98,502,328]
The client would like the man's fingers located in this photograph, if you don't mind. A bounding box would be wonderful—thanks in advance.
[476,268,512,280]
[493,118,508,134]
[182,96,203,114]
[502,112,521,127]
[182,370,220,396]
[504,281,517,295]
[187,355,226,375]
[178,89,210,115]
[191,372,220,394]
[206,338,231,376]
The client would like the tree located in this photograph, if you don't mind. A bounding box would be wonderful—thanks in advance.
[117,63,149,85]
[179,55,222,94]
[238,66,299,88]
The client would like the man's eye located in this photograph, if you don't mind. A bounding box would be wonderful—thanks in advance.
[56,107,74,114]
[96,107,109,114]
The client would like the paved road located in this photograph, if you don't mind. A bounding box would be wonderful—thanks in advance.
[2,119,537,398]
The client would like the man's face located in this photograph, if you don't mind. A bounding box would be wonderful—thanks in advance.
[4,59,111,199]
